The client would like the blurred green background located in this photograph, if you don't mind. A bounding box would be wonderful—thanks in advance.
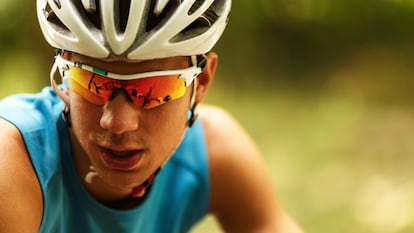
[2,1,414,232]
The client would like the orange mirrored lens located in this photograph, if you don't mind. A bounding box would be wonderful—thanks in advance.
[67,66,187,109]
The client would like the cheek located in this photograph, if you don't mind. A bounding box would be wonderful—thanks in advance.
[145,97,190,157]
[69,93,101,142]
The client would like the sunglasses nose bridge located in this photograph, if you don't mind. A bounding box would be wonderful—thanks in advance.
[100,91,141,134]
[108,88,130,101]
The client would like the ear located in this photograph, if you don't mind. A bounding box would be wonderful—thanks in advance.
[195,52,218,103]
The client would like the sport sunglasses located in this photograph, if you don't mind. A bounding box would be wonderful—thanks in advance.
[54,55,206,109]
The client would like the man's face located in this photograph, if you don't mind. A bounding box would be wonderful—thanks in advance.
[66,52,194,193]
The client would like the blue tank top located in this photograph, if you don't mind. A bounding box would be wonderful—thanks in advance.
[0,87,209,233]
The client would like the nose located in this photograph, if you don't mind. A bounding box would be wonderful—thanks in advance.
[100,91,140,135]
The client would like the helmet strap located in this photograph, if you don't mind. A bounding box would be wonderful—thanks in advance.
[188,102,199,128]
[187,78,199,127]
[62,106,72,128]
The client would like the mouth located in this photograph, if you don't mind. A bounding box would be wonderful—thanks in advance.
[99,147,143,171]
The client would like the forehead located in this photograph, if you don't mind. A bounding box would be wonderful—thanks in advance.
[63,52,191,74]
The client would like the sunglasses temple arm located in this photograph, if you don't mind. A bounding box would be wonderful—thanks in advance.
[50,60,70,106]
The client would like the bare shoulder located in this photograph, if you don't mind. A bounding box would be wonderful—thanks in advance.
[198,104,258,158]
[199,104,303,233]
[0,118,43,232]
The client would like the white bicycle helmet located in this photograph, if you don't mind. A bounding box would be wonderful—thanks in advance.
[37,0,231,61]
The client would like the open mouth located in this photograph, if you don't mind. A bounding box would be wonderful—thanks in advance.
[99,148,143,171]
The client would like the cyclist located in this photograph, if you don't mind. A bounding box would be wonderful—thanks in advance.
[0,0,303,232]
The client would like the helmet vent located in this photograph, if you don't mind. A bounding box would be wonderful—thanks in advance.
[53,0,62,9]
[80,0,102,30]
[79,1,131,33]
[146,0,174,32]
[81,0,96,13]
[189,0,219,25]
[188,0,205,15]
[118,0,132,33]
[45,2,73,37]
[170,0,219,42]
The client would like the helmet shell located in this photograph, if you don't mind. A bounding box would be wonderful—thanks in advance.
[37,0,231,61]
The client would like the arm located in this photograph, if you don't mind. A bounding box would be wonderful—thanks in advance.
[0,118,43,233]
[200,105,303,233]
